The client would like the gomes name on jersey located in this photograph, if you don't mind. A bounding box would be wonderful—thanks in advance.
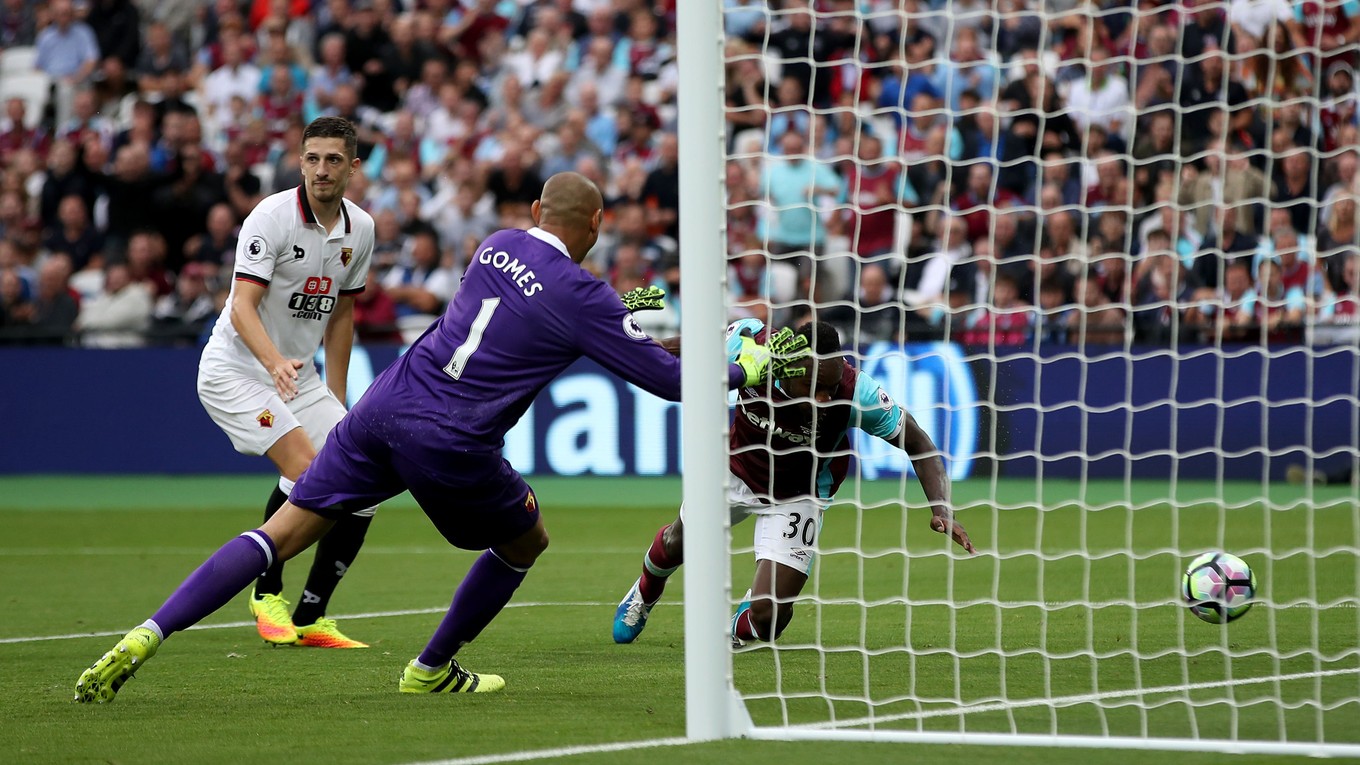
[477,246,544,297]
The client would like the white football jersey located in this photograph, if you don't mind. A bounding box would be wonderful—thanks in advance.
[202,186,374,382]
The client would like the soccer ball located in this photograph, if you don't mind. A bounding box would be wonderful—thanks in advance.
[1182,552,1257,624]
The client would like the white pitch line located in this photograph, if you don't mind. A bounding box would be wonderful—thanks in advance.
[801,667,1360,730]
[398,737,694,765]
[0,601,636,645]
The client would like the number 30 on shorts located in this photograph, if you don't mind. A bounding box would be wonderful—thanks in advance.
[783,512,817,546]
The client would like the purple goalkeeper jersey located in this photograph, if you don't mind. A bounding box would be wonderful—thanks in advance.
[351,227,715,452]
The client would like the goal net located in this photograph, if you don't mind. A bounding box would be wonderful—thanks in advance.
[677,0,1360,756]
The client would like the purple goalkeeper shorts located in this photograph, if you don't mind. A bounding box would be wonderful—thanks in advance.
[290,412,541,551]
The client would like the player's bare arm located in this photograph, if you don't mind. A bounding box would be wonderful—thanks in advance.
[897,409,977,554]
[322,294,357,405]
[231,279,304,401]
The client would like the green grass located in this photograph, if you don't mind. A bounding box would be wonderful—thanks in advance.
[0,476,1357,764]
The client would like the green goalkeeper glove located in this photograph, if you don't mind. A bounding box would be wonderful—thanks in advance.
[620,286,666,312]
[734,327,811,387]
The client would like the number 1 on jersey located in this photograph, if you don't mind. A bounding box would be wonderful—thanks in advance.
[444,298,501,380]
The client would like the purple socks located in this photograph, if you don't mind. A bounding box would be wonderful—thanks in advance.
[150,532,277,637]
[416,551,528,668]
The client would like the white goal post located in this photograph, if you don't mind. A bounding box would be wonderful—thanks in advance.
[678,0,1360,757]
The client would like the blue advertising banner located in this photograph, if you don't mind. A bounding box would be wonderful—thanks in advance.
[0,343,1354,480]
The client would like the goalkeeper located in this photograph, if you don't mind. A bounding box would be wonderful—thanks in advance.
[613,318,976,646]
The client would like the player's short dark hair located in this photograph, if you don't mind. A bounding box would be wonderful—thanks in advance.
[302,116,358,158]
[795,321,842,356]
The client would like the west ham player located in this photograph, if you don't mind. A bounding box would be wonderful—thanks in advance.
[612,320,977,647]
[198,116,375,649]
[74,172,808,702]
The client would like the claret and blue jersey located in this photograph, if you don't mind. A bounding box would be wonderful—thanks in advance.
[725,318,906,502]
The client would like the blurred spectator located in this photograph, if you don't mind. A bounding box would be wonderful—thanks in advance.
[150,261,215,338]
[1320,63,1358,153]
[937,26,996,112]
[1272,148,1320,236]
[1317,255,1360,324]
[1065,47,1132,142]
[1247,257,1306,341]
[641,131,678,241]
[526,72,573,132]
[43,194,103,274]
[1193,206,1260,288]
[36,0,101,84]
[0,266,33,330]
[1206,261,1256,342]
[258,66,304,142]
[959,272,1033,346]
[345,1,395,111]
[1133,244,1204,343]
[423,183,496,263]
[102,141,159,247]
[87,0,141,73]
[39,140,96,231]
[76,260,152,347]
[29,254,80,343]
[378,13,435,105]
[149,146,223,271]
[369,208,405,272]
[0,0,36,49]
[1179,44,1250,150]
[444,0,509,69]
[403,57,448,122]
[485,149,544,220]
[135,21,189,98]
[747,0,854,108]
[760,130,840,267]
[201,34,261,126]
[382,228,455,329]
[60,88,115,149]
[309,32,354,115]
[1268,227,1324,297]
[352,268,402,344]
[569,35,626,109]
[220,138,264,218]
[0,98,52,165]
[903,216,970,318]
[1069,273,1128,345]
[507,28,565,91]
[1179,140,1269,238]
[184,202,238,276]
[848,263,904,345]
[124,230,173,297]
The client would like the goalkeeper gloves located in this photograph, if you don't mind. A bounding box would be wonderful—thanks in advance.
[620,285,666,312]
[734,327,811,387]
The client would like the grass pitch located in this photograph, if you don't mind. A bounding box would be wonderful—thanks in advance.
[0,475,1357,765]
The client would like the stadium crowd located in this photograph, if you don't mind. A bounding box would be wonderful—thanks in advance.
[0,0,1356,349]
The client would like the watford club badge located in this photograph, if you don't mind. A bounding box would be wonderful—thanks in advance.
[256,409,275,428]
[524,490,537,513]
[340,247,353,267]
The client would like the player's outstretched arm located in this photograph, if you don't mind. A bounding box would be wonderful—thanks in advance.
[231,279,305,401]
[897,410,976,554]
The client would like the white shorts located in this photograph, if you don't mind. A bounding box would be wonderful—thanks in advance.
[680,474,826,576]
[197,369,346,457]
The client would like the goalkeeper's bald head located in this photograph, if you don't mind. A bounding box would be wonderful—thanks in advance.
[533,172,605,263]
